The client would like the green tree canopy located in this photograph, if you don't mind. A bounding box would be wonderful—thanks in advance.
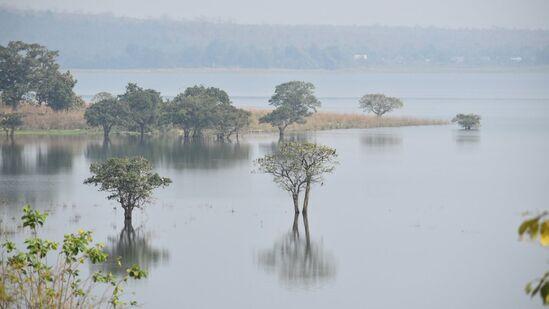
[164,85,246,140]
[0,41,80,111]
[213,104,251,141]
[358,93,403,116]
[260,81,321,139]
[84,97,129,141]
[0,112,23,139]
[256,142,337,214]
[452,113,481,130]
[84,156,171,223]
[119,83,163,141]
[183,85,231,105]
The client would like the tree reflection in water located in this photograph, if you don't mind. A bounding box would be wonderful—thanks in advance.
[257,214,336,288]
[85,137,250,170]
[97,221,170,275]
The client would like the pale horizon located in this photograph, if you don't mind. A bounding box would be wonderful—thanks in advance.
[1,0,549,30]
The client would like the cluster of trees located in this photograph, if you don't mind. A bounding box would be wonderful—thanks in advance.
[2,9,548,69]
[0,41,81,111]
[85,84,252,142]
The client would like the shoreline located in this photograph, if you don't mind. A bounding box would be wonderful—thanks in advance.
[68,66,549,75]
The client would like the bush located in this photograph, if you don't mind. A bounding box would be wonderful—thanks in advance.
[452,113,481,130]
[0,205,146,308]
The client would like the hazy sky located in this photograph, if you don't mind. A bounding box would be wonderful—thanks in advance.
[2,0,549,29]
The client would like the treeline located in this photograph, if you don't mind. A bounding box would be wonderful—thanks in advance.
[85,84,252,142]
[1,8,549,69]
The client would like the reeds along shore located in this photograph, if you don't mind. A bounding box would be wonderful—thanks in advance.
[1,105,448,134]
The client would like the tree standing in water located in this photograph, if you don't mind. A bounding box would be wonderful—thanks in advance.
[259,81,321,140]
[256,142,337,214]
[358,93,403,117]
[452,113,481,130]
[84,157,171,223]
[119,83,162,141]
[84,96,129,142]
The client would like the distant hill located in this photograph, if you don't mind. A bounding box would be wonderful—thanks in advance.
[1,8,549,69]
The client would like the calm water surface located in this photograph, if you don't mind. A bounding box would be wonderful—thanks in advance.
[1,71,549,308]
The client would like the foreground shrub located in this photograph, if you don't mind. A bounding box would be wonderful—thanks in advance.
[519,211,549,305]
[0,205,146,308]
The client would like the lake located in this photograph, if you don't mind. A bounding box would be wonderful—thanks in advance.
[1,70,549,308]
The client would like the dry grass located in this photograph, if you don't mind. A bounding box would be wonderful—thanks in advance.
[248,109,448,132]
[1,104,447,133]
[0,104,88,130]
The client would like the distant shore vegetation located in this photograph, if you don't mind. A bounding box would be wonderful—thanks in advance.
[0,104,447,137]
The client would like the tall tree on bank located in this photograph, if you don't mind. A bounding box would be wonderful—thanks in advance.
[0,41,80,111]
[256,142,337,214]
[84,157,171,223]
[358,94,403,117]
[260,81,321,140]
[120,83,162,141]
[84,96,129,142]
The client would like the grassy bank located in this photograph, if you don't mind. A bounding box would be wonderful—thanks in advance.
[248,109,448,132]
[2,105,448,136]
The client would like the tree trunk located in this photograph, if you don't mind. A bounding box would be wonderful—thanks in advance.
[278,126,285,141]
[139,125,145,142]
[124,207,133,223]
[183,128,190,140]
[302,213,311,253]
[292,213,300,239]
[292,193,300,214]
[103,125,110,143]
[9,127,15,140]
[302,179,311,214]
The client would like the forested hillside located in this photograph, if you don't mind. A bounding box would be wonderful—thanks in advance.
[1,8,548,69]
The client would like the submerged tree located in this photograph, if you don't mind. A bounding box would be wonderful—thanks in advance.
[518,211,549,305]
[256,142,337,214]
[84,97,129,142]
[0,41,80,111]
[164,85,249,141]
[358,93,403,117]
[0,112,23,139]
[213,104,251,142]
[119,83,162,141]
[259,81,321,140]
[0,205,147,308]
[452,113,481,130]
[84,157,171,223]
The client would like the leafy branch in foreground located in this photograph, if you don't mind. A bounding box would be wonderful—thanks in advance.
[0,205,147,308]
[518,211,549,305]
